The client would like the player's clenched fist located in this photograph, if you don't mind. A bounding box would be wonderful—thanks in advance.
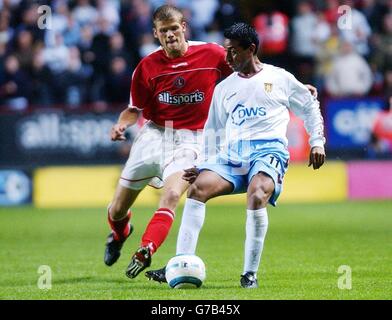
[183,167,199,184]
[111,123,128,141]
[308,146,326,170]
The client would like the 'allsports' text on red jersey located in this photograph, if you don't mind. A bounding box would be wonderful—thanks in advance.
[129,41,232,130]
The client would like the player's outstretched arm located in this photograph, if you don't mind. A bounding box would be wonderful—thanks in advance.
[308,146,326,170]
[111,108,139,141]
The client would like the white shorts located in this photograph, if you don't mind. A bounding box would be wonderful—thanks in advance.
[119,121,203,190]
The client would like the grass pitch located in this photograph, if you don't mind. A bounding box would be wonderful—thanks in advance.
[0,201,391,300]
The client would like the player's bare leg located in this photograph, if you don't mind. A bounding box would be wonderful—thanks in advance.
[146,170,233,283]
[104,185,141,266]
[126,171,189,279]
[110,184,141,220]
[159,171,190,210]
[241,172,274,288]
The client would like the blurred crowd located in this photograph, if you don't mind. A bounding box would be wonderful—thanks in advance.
[0,0,392,112]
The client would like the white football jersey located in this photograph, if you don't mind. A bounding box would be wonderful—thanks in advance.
[203,63,325,157]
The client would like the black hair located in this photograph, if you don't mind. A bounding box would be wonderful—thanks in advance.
[152,5,185,26]
[223,22,259,54]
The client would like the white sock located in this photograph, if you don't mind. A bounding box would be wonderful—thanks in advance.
[243,208,269,275]
[176,198,206,255]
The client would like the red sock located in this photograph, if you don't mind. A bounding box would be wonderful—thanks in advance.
[108,209,131,241]
[141,208,175,254]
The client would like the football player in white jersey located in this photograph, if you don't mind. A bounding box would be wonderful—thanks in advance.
[147,22,326,288]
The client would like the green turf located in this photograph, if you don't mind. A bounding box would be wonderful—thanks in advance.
[0,201,391,300]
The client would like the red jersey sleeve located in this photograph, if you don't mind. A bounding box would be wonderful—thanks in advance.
[129,62,151,111]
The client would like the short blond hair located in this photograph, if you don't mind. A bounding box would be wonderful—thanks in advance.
[152,5,185,26]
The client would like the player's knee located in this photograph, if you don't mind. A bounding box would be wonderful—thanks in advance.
[160,189,181,208]
[187,182,208,203]
[247,188,271,209]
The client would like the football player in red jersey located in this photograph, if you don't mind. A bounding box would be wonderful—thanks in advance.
[104,5,232,279]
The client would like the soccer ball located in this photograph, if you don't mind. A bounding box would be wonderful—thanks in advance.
[165,254,206,289]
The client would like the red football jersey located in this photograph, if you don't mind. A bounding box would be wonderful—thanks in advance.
[129,41,232,130]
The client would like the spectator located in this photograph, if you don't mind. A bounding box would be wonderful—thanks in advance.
[315,22,339,93]
[372,13,392,73]
[89,18,112,102]
[96,0,120,32]
[214,0,242,31]
[339,0,372,57]
[77,24,94,65]
[66,46,89,107]
[368,97,392,158]
[366,132,391,159]
[42,33,70,74]
[46,0,70,43]
[62,16,81,47]
[42,33,72,105]
[91,18,114,75]
[384,69,392,101]
[109,31,134,68]
[0,54,30,110]
[253,4,289,68]
[323,0,340,25]
[291,1,318,58]
[189,0,219,39]
[312,11,332,48]
[361,0,386,33]
[104,56,131,104]
[30,49,52,106]
[0,9,13,47]
[326,41,373,97]
[0,0,391,116]
[72,0,98,27]
[291,1,319,83]
[138,33,159,57]
[13,29,34,72]
[123,0,153,42]
[13,3,45,44]
[0,42,6,84]
[203,21,225,45]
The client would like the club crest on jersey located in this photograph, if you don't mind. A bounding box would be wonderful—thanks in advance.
[174,76,185,88]
[264,83,273,93]
[231,104,267,126]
